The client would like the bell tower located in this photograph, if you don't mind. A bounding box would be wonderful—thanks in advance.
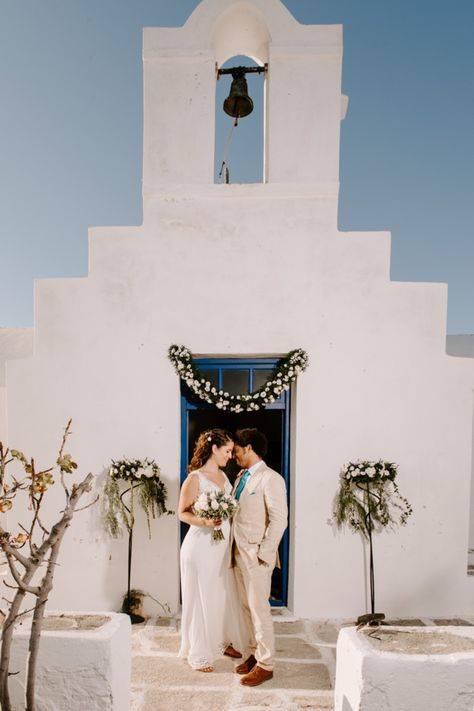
[142,0,346,192]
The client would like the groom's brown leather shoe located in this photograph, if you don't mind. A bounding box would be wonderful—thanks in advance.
[235,654,256,674]
[224,644,242,659]
[240,665,273,686]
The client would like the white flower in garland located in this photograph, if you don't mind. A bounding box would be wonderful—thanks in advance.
[168,344,309,412]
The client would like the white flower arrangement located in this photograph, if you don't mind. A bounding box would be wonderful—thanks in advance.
[333,459,412,536]
[341,459,397,485]
[168,344,309,412]
[193,490,239,541]
[333,458,413,625]
[104,457,172,538]
[109,458,161,483]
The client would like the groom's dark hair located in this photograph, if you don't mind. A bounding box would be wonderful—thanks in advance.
[234,428,268,458]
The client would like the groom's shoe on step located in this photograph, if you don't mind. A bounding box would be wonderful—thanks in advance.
[240,665,273,686]
[235,654,256,674]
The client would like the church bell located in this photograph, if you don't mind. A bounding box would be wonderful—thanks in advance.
[223,70,254,119]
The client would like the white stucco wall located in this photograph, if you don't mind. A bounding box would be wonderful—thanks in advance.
[0,328,33,442]
[9,613,131,711]
[447,335,474,562]
[335,626,474,711]
[2,0,474,619]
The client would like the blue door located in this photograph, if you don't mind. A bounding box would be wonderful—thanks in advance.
[180,357,290,607]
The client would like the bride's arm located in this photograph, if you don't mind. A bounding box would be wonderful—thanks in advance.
[178,473,221,528]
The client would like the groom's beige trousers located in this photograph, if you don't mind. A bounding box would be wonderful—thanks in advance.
[233,547,274,671]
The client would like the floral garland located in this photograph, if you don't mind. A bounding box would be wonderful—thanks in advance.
[168,344,309,412]
[333,459,412,538]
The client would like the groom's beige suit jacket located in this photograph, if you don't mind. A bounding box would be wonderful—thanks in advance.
[231,461,288,569]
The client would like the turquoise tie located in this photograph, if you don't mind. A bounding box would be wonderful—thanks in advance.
[235,469,250,501]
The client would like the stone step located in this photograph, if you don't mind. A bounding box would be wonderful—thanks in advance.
[131,616,474,711]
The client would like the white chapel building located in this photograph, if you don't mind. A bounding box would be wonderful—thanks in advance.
[1,0,474,619]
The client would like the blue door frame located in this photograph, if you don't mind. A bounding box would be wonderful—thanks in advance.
[180,357,291,607]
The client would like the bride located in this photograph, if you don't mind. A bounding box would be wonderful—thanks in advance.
[178,428,245,672]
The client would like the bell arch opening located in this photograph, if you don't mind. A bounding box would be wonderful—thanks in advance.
[214,55,265,184]
[211,2,270,68]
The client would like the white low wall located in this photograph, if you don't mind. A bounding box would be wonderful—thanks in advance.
[8,611,131,711]
[335,625,474,711]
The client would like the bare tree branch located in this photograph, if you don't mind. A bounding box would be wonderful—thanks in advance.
[0,535,31,570]
[5,556,40,595]
[73,494,99,513]
[2,582,20,591]
[0,422,96,711]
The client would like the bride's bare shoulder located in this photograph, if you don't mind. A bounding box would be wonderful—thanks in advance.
[180,471,200,495]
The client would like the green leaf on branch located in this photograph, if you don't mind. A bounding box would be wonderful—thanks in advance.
[10,449,33,473]
[56,454,78,473]
[10,449,26,462]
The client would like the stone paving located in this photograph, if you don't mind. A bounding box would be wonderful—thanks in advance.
[130,612,474,711]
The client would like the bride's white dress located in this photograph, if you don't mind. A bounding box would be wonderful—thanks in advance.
[178,470,245,669]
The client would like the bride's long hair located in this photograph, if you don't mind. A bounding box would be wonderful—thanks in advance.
[188,428,233,472]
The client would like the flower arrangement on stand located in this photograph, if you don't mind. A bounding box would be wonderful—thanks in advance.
[103,458,173,623]
[333,459,413,625]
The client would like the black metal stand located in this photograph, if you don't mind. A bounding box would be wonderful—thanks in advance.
[120,486,144,625]
[356,481,385,627]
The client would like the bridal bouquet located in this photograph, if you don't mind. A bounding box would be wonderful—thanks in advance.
[193,490,239,541]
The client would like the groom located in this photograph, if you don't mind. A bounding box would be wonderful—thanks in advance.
[231,428,288,686]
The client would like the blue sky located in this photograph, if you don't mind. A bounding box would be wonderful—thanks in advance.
[0,0,473,333]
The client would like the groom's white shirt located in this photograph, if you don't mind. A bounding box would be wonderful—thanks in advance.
[243,461,262,479]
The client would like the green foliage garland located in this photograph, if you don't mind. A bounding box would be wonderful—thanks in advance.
[333,459,412,539]
[103,458,172,538]
[168,344,309,412]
